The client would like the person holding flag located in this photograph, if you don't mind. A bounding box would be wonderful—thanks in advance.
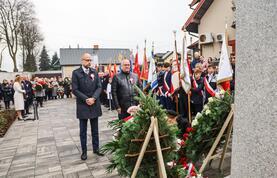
[204,64,217,104]
[156,63,166,105]
[190,69,204,116]
[217,25,233,91]
[162,62,175,110]
[179,32,192,121]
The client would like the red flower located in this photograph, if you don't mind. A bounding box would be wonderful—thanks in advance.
[190,171,197,176]
[186,127,194,133]
[179,157,187,164]
[183,133,189,140]
[180,140,186,147]
[182,162,187,168]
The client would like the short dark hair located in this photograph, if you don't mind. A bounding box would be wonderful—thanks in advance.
[164,62,170,68]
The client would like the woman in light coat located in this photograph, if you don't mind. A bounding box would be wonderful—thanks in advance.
[13,75,26,121]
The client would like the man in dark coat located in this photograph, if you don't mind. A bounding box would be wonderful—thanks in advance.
[22,76,33,115]
[112,58,139,120]
[72,53,103,160]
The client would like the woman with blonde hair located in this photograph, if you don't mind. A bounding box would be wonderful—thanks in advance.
[13,75,26,121]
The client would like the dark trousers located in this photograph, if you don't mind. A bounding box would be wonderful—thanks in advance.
[65,93,72,98]
[191,103,203,116]
[179,91,189,118]
[159,96,166,108]
[118,112,130,120]
[4,101,10,109]
[36,97,43,107]
[25,97,33,114]
[79,118,99,152]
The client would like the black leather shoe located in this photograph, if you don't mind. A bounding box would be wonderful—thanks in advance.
[93,150,104,156]
[81,152,87,160]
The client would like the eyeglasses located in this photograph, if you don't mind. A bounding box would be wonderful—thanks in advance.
[82,59,92,62]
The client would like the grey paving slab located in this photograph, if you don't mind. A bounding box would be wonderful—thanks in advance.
[0,98,120,178]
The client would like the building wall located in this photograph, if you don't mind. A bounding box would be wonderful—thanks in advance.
[198,0,235,58]
[62,66,80,79]
[0,72,32,82]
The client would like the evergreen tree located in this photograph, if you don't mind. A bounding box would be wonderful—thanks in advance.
[50,52,61,70]
[39,46,51,71]
[24,53,37,72]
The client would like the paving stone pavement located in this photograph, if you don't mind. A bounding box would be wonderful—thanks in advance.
[0,98,121,178]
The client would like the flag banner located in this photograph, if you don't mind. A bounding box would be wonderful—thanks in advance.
[217,36,233,85]
[140,47,149,81]
[148,54,158,90]
[180,34,191,94]
[170,34,180,94]
[133,51,141,78]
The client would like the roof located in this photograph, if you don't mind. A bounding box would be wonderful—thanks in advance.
[182,0,214,33]
[187,40,199,49]
[60,48,131,66]
[190,0,200,7]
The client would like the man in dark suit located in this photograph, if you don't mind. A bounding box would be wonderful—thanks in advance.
[72,53,104,160]
[22,76,33,115]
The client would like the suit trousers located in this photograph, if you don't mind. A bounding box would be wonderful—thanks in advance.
[79,118,99,152]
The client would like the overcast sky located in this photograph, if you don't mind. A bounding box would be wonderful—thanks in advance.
[1,0,192,71]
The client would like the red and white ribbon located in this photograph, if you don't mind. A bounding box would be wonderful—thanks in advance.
[204,77,216,97]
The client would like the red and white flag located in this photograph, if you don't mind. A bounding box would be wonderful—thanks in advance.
[217,32,233,91]
[170,32,180,94]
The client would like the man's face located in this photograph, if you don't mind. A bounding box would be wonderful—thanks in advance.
[194,52,200,59]
[81,54,92,68]
[200,56,204,62]
[121,59,131,73]
[207,67,214,74]
[157,66,162,72]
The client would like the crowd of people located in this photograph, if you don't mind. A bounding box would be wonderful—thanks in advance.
[66,52,236,160]
[0,75,73,120]
[98,51,236,121]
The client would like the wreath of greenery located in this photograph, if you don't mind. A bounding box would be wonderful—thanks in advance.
[101,87,179,178]
[176,91,233,177]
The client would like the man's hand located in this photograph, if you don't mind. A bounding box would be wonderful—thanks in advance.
[116,108,122,114]
[86,98,96,106]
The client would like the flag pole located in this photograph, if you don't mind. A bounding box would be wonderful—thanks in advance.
[188,35,192,124]
[173,30,179,114]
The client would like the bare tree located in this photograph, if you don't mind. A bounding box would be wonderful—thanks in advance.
[19,18,43,71]
[0,0,34,72]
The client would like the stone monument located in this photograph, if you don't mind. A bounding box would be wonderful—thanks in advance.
[231,0,277,177]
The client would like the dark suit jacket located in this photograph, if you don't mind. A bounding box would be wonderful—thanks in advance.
[72,67,102,119]
[191,77,204,105]
[22,80,33,99]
